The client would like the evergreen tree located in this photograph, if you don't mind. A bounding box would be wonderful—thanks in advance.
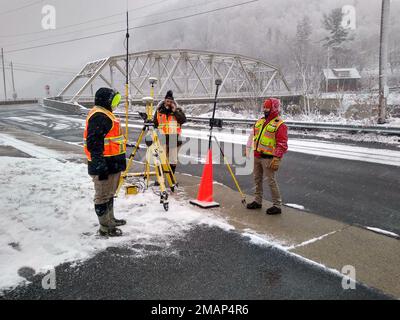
[322,8,350,48]
[322,8,353,66]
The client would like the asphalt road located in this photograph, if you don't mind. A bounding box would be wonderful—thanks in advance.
[1,104,399,235]
[1,226,389,300]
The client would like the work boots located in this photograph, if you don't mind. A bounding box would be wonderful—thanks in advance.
[246,201,262,209]
[266,206,282,215]
[95,202,122,237]
[107,198,126,226]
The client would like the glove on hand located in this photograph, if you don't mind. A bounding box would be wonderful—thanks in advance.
[269,157,281,171]
[93,156,109,181]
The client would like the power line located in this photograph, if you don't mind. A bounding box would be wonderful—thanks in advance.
[5,29,123,54]
[0,0,43,16]
[4,66,76,76]
[6,65,75,74]
[5,59,78,72]
[4,0,259,54]
[0,0,170,39]
[2,0,222,48]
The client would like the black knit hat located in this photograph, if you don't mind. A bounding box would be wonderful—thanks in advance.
[165,90,174,100]
[95,87,115,109]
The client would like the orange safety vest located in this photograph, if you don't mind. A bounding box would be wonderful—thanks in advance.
[253,117,285,156]
[83,106,126,161]
[157,112,182,135]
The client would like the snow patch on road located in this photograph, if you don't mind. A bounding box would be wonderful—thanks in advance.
[243,230,289,250]
[285,203,305,210]
[0,157,233,292]
[366,227,400,238]
[243,231,346,279]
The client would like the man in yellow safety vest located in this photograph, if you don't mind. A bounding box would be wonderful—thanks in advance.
[246,98,288,215]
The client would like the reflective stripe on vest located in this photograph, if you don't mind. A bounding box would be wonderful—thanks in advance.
[157,112,182,135]
[253,117,284,156]
[83,106,126,161]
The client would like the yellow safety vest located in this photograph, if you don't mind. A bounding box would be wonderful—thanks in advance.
[253,117,284,156]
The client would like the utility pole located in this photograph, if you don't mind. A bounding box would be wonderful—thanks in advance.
[10,61,17,100]
[378,0,391,124]
[1,48,7,101]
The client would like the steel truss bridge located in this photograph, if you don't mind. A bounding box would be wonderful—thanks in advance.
[57,49,292,106]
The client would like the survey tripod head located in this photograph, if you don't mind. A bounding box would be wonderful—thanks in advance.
[137,77,159,127]
[149,77,158,86]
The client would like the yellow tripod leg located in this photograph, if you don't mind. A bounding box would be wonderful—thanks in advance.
[154,134,177,189]
[116,128,145,196]
[159,144,177,187]
[151,146,169,211]
[212,135,247,205]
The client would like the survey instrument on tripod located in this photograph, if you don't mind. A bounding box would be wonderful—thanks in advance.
[116,77,177,211]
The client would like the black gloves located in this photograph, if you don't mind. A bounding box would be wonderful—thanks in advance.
[92,155,109,181]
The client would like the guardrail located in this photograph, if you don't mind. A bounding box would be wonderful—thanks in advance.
[43,98,400,136]
[0,99,38,105]
[43,98,87,115]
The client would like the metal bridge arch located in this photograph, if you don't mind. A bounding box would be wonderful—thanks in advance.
[58,49,290,105]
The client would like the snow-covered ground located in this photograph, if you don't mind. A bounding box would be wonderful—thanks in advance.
[186,91,400,127]
[0,153,234,292]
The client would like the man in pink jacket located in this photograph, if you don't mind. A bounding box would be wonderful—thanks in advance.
[246,98,288,215]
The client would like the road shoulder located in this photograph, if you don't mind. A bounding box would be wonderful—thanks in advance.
[177,173,400,299]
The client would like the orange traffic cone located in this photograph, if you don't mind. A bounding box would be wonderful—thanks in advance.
[190,149,220,208]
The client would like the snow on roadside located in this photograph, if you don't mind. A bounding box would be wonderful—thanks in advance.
[242,231,347,279]
[0,156,233,292]
[290,130,400,147]
[365,227,400,238]
[285,204,305,210]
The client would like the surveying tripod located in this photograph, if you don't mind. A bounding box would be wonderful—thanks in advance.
[116,77,177,211]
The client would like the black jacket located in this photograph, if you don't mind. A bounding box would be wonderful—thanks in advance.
[86,107,126,176]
